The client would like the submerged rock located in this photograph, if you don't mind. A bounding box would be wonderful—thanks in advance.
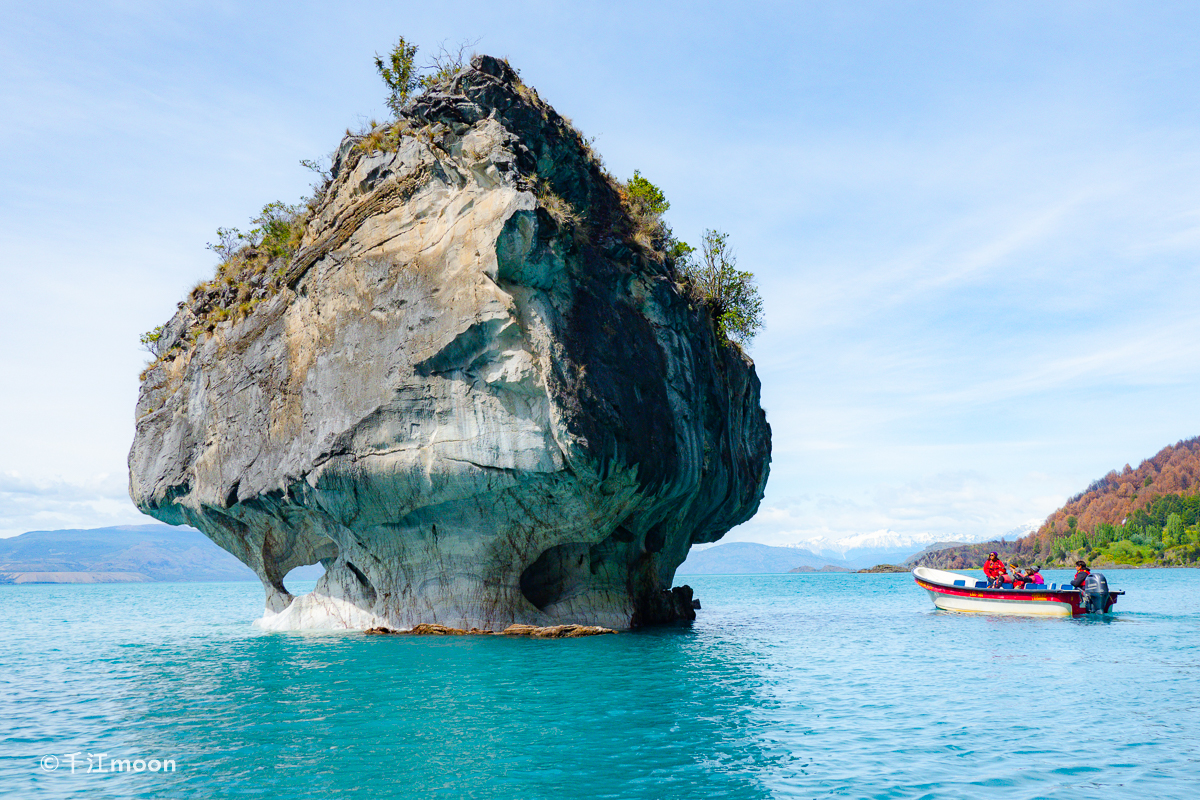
[129,55,770,631]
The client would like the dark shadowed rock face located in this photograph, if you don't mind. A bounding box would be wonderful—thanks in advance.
[128,56,771,630]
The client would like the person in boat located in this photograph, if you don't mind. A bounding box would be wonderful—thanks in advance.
[983,552,1007,587]
[1024,566,1045,586]
[1011,568,1027,589]
[1071,561,1091,589]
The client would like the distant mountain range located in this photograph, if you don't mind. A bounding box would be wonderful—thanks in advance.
[787,523,1040,567]
[0,524,324,584]
[677,542,853,574]
[2,521,1046,584]
[901,541,976,567]
[677,523,1042,574]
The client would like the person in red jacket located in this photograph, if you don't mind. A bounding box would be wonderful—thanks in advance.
[983,552,1008,587]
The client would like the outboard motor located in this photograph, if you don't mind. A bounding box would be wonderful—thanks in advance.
[1083,572,1112,613]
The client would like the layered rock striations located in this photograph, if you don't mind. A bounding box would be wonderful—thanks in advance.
[129,56,771,631]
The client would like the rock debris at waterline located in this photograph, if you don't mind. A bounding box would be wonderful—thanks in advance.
[364,623,617,638]
[128,55,771,632]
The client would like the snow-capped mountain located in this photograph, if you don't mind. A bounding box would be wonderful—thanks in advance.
[786,520,1042,568]
[996,520,1042,541]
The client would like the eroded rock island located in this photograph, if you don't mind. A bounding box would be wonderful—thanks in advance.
[129,56,771,631]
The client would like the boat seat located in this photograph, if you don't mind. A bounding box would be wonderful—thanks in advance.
[1002,583,1013,589]
[953,580,966,586]
[975,581,988,588]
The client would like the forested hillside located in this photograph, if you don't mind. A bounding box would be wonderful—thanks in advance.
[917,437,1200,569]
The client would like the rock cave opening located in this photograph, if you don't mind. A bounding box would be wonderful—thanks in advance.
[519,542,592,611]
[283,561,327,597]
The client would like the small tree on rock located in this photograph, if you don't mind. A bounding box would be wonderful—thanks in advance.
[622,170,693,264]
[683,229,764,346]
[375,37,420,116]
[140,325,167,358]
[624,170,670,218]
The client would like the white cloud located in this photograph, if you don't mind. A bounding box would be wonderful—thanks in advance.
[0,471,147,539]
[724,470,1063,550]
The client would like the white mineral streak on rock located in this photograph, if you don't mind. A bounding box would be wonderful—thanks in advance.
[129,56,771,631]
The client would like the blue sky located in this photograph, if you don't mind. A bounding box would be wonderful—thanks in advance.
[1,1,1198,541]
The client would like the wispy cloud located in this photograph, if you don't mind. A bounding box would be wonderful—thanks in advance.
[726,470,1060,548]
[923,317,1200,409]
[0,472,147,539]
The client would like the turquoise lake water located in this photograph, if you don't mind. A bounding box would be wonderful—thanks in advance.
[2,569,1198,799]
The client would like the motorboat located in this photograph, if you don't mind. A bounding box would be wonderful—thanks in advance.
[912,566,1123,617]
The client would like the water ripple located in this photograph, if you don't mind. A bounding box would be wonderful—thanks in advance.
[1,571,1197,798]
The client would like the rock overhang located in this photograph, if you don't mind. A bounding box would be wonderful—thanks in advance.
[129,54,771,631]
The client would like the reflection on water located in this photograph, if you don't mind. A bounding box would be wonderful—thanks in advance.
[2,569,1198,799]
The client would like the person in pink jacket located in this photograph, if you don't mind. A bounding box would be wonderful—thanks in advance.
[1024,566,1045,585]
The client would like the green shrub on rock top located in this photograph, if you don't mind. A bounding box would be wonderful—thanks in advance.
[683,230,765,347]
[206,201,305,265]
[139,325,166,357]
[375,37,420,116]
[620,170,691,264]
[619,171,764,347]
[375,37,476,116]
[624,171,670,218]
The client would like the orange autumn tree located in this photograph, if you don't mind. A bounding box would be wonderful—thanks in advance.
[915,437,1200,570]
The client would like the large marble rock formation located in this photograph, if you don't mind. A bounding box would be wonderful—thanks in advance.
[129,56,771,630]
